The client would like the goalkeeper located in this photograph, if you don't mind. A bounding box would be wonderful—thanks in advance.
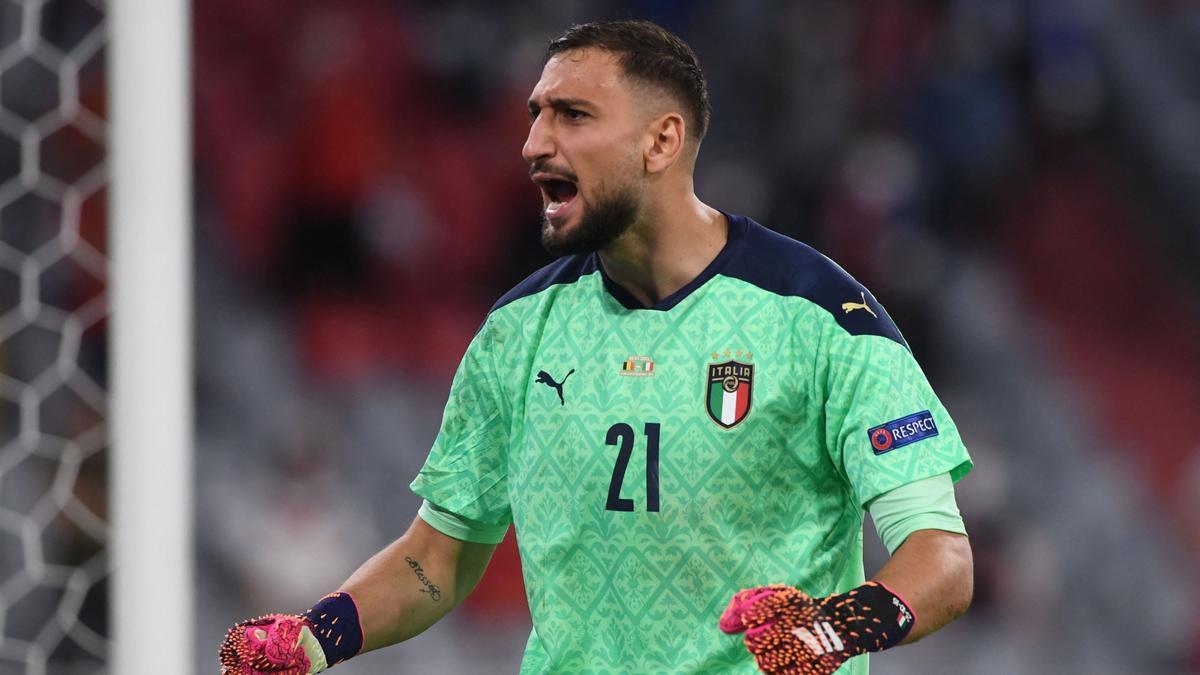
[221,19,973,675]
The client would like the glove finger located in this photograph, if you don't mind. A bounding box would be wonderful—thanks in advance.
[745,621,790,656]
[747,632,798,674]
[219,616,310,675]
[744,619,779,642]
[749,620,840,675]
[719,586,783,633]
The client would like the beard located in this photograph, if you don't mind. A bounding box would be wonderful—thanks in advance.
[540,180,640,257]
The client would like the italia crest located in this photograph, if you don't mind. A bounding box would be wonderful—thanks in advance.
[706,360,753,428]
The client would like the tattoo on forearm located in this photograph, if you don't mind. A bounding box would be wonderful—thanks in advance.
[404,556,442,601]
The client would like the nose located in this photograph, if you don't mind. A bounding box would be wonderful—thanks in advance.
[522,114,554,164]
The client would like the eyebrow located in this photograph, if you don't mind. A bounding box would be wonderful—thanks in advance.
[527,96,595,114]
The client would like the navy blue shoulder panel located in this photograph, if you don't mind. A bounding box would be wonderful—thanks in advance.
[489,253,598,314]
[722,215,909,349]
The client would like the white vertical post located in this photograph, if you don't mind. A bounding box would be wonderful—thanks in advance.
[109,0,193,673]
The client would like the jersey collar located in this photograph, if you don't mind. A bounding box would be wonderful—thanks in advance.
[595,211,748,311]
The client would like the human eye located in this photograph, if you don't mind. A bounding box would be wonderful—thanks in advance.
[563,108,587,122]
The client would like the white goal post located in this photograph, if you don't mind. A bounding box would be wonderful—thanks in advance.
[110,0,193,673]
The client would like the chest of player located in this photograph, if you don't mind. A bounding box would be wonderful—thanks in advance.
[510,290,808,521]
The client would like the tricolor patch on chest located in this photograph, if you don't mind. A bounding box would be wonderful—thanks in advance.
[706,360,753,428]
[620,355,654,377]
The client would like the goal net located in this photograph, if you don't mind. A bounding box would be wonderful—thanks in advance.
[0,1,109,673]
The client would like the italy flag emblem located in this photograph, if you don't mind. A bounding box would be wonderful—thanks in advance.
[706,360,753,428]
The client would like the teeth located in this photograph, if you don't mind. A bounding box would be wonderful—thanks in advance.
[547,201,564,213]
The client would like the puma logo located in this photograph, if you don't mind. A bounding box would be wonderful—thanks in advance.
[841,291,877,318]
[536,369,574,406]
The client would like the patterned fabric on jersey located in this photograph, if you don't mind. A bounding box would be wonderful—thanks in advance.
[410,213,972,674]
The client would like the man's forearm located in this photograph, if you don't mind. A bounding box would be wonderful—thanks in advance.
[338,516,497,653]
[872,529,973,643]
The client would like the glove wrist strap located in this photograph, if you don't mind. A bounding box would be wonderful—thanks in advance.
[822,581,914,655]
[302,592,364,668]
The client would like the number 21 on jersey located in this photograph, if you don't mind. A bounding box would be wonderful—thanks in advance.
[605,422,660,512]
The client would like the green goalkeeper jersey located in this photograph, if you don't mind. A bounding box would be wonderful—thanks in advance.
[411,213,972,674]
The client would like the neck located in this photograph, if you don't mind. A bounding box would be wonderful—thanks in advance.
[598,193,728,308]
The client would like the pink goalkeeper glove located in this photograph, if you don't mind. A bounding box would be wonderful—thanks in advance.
[219,614,324,675]
[219,592,363,675]
[719,581,914,674]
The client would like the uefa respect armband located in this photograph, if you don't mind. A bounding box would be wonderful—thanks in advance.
[868,410,938,455]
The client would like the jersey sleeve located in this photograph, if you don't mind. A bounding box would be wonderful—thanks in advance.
[816,303,972,510]
[867,473,966,554]
[418,500,510,544]
[410,316,514,526]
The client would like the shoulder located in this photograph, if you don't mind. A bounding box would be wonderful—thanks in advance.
[489,253,597,315]
[722,215,908,348]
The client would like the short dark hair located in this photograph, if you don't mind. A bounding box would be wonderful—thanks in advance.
[547,20,711,142]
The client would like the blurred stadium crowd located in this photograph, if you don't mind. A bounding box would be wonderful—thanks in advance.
[2,0,1199,673]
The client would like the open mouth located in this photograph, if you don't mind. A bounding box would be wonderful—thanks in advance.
[537,178,579,220]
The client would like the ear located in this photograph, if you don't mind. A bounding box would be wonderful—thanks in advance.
[643,112,686,174]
